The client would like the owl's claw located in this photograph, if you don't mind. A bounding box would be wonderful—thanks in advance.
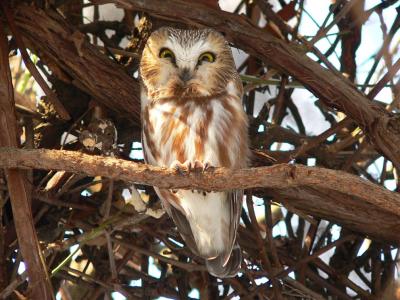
[190,160,214,174]
[191,161,214,195]
[171,160,213,175]
[203,162,215,172]
[170,160,214,195]
[170,161,189,175]
[191,160,204,173]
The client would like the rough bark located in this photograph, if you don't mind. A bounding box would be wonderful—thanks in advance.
[0,147,399,244]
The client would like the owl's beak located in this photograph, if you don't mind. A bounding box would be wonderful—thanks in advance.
[179,68,193,84]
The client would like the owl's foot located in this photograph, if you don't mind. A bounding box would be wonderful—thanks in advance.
[190,160,211,173]
[191,161,213,195]
[170,160,213,174]
[170,160,213,195]
[170,160,190,175]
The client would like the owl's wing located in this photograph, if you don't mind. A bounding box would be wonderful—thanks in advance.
[158,188,243,278]
[206,189,243,278]
[169,188,243,277]
[156,188,200,256]
[168,202,200,256]
[141,130,156,166]
[228,190,243,250]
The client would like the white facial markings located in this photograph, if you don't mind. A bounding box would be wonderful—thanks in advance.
[164,39,212,72]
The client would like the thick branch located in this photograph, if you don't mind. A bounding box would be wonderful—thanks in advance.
[98,0,400,168]
[0,147,399,244]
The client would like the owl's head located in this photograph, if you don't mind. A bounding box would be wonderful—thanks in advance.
[140,27,239,100]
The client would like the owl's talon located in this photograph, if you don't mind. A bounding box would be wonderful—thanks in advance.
[188,160,201,173]
[190,160,214,174]
[171,160,214,175]
[203,162,215,172]
[170,161,189,175]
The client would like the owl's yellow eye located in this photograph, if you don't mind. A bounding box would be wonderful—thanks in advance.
[198,52,216,64]
[159,48,175,61]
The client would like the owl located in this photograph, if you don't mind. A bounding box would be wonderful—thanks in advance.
[140,27,249,277]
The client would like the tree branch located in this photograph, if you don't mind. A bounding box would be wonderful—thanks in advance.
[0,147,399,244]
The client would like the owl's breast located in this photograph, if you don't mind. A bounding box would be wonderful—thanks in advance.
[142,96,248,169]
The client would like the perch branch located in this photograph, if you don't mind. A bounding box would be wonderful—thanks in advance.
[0,147,399,244]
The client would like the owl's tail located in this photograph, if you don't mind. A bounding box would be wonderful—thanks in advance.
[206,244,242,278]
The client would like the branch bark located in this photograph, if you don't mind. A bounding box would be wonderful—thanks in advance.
[0,147,399,244]
[96,0,400,168]
[0,25,54,299]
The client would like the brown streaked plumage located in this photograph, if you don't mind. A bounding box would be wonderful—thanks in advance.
[140,27,249,278]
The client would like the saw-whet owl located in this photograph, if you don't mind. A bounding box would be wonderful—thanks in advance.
[140,27,249,278]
